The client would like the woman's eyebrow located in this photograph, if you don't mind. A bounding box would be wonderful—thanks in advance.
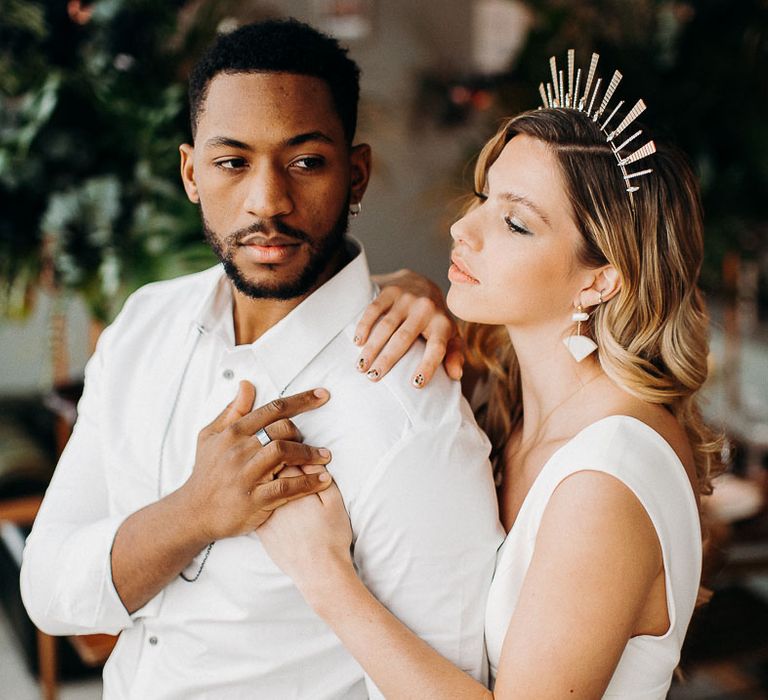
[499,191,552,228]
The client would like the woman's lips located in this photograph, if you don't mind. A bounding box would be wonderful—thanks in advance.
[448,256,480,284]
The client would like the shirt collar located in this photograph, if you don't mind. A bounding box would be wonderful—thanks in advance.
[193,237,376,393]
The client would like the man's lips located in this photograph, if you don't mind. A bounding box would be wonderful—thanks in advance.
[238,236,303,264]
[449,255,480,284]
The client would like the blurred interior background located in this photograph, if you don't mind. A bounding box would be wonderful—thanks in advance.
[1,1,767,698]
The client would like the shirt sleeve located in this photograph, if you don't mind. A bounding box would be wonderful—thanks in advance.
[20,320,134,636]
[350,409,504,697]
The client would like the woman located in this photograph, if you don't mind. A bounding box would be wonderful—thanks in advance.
[257,54,721,698]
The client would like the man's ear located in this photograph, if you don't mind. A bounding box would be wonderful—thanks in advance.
[574,265,621,309]
[179,143,199,203]
[349,143,371,207]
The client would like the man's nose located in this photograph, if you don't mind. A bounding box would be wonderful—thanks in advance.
[244,163,293,219]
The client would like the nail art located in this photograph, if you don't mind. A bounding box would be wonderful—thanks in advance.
[366,368,380,380]
[353,335,362,345]
[412,373,425,388]
[357,357,367,371]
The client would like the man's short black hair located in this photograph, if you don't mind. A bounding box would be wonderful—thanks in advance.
[188,18,361,144]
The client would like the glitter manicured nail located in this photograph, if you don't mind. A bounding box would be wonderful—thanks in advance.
[357,357,367,371]
[412,373,425,388]
[366,368,380,380]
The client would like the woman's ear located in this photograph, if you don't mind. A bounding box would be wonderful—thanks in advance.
[179,143,199,203]
[574,265,621,309]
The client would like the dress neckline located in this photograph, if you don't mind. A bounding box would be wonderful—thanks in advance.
[500,414,691,536]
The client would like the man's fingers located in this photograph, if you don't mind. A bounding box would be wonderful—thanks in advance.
[232,388,330,437]
[353,287,398,347]
[257,419,302,444]
[257,471,332,511]
[206,381,256,433]
[244,440,332,482]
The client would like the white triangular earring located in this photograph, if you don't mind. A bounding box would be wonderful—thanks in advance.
[563,305,597,362]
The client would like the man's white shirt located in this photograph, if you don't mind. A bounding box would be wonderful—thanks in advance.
[21,241,504,699]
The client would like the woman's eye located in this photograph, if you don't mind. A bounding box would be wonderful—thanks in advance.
[473,189,488,202]
[504,216,532,235]
[292,156,325,171]
[215,158,247,170]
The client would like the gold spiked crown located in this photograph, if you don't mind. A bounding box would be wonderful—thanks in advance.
[538,50,656,195]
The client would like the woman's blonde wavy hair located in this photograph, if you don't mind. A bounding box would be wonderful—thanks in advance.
[464,108,723,498]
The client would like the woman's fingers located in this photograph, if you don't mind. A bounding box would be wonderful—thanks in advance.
[354,273,465,387]
[353,286,398,347]
[443,335,466,381]
[357,295,427,375]
[359,298,462,389]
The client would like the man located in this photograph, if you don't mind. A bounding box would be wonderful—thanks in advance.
[21,19,503,698]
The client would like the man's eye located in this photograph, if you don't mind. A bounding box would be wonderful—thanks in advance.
[292,156,325,171]
[215,158,247,170]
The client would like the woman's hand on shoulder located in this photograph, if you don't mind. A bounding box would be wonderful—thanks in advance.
[257,465,353,600]
[359,269,464,388]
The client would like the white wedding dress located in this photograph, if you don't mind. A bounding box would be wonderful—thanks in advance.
[484,416,702,698]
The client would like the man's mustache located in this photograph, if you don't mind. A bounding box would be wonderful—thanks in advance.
[227,220,312,246]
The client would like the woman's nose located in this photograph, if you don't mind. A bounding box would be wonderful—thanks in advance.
[450,208,481,249]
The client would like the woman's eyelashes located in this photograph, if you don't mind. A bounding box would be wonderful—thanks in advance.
[474,188,533,235]
[504,215,533,235]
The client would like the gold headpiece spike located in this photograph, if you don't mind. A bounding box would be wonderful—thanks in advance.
[595,70,622,121]
[582,53,599,110]
[609,99,646,140]
[573,68,582,110]
[539,51,656,199]
[601,100,624,133]
[586,77,602,117]
[620,140,656,166]
[624,168,653,181]
[615,129,642,153]
[550,56,559,105]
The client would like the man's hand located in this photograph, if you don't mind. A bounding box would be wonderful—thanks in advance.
[358,269,464,388]
[183,381,333,541]
[111,381,332,613]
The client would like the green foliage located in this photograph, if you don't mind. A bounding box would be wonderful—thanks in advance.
[0,0,228,321]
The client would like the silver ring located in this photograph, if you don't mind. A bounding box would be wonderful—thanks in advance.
[255,427,272,447]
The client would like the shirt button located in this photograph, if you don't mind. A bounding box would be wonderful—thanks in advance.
[222,369,234,380]
[148,636,158,646]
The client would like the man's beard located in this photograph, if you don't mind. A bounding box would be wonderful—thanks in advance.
[202,201,350,300]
